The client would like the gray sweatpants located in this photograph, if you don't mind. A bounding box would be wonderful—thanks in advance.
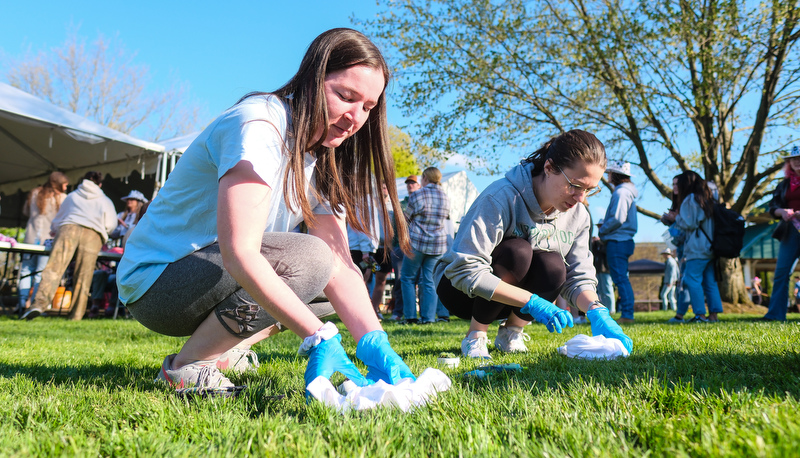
[127,232,334,337]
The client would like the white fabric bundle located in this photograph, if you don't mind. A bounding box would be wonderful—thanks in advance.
[306,368,452,412]
[557,334,629,359]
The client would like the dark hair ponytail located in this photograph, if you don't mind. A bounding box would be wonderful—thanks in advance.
[522,130,607,176]
[675,170,713,217]
[83,171,103,185]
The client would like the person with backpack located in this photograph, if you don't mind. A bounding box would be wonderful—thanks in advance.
[661,171,723,323]
[763,146,800,321]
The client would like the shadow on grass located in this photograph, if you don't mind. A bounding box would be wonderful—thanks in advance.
[455,349,800,398]
[0,361,161,391]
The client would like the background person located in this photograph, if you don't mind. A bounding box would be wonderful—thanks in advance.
[435,130,632,359]
[369,183,396,320]
[17,171,69,313]
[660,248,679,311]
[751,276,763,306]
[116,28,414,394]
[591,219,615,313]
[661,170,723,323]
[598,161,638,323]
[22,171,117,320]
[109,190,148,244]
[400,167,450,324]
[763,146,800,321]
[389,175,422,321]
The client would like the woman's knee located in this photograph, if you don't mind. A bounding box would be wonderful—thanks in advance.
[262,233,333,298]
[523,250,566,294]
[491,238,534,282]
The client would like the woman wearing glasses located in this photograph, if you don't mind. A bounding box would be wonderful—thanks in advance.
[435,130,632,359]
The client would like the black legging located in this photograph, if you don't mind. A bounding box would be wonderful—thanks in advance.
[437,238,567,324]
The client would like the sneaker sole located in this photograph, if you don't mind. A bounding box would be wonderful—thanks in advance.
[175,385,247,399]
[21,309,42,321]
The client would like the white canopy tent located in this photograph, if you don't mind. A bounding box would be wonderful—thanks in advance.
[153,131,200,193]
[0,82,165,196]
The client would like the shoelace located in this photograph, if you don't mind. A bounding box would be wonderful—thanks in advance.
[241,349,259,368]
[195,365,231,388]
[511,332,531,344]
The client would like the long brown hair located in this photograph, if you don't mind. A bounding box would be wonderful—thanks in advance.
[29,171,68,213]
[238,28,408,253]
[522,130,607,176]
[675,170,713,217]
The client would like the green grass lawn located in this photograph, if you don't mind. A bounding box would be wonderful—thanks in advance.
[0,311,798,457]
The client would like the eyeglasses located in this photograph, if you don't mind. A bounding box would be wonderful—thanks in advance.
[556,166,600,197]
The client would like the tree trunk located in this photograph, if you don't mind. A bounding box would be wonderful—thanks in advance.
[718,257,750,304]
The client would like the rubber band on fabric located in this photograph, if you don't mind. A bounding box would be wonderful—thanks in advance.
[298,322,340,356]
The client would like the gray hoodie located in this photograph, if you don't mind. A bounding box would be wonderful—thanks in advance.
[434,161,596,308]
[51,179,118,243]
[598,182,638,242]
[673,193,713,261]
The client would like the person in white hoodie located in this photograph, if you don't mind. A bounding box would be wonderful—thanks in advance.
[22,171,117,321]
[435,130,633,359]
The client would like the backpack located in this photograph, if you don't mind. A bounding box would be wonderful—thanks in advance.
[698,203,745,258]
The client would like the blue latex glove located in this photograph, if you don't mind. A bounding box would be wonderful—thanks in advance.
[587,306,633,353]
[520,294,573,333]
[356,330,416,384]
[304,334,371,388]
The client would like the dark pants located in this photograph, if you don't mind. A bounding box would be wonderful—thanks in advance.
[437,238,566,324]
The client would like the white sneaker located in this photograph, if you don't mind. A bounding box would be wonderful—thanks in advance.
[573,316,588,324]
[461,331,492,359]
[494,325,530,353]
[216,344,260,373]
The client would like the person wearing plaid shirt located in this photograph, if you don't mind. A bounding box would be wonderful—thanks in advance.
[400,167,451,324]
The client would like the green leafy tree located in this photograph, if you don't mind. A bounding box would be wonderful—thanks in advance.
[364,0,800,302]
[389,125,420,177]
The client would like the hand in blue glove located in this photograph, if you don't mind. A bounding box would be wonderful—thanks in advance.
[356,330,416,384]
[520,294,573,333]
[587,306,633,353]
[304,334,371,388]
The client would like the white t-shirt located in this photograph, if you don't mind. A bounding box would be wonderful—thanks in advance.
[117,95,332,304]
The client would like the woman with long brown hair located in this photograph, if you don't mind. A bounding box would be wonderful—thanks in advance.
[661,170,723,323]
[17,171,69,312]
[117,28,413,396]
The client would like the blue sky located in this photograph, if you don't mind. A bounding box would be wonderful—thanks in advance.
[0,0,669,241]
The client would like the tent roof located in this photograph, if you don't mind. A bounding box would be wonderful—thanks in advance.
[160,131,201,153]
[741,222,781,260]
[0,82,164,195]
[629,259,666,275]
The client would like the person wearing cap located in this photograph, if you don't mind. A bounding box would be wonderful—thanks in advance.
[436,130,632,359]
[109,190,149,243]
[389,175,423,320]
[591,219,615,313]
[598,160,638,323]
[763,145,800,321]
[400,167,450,324]
[660,248,679,311]
[21,171,117,320]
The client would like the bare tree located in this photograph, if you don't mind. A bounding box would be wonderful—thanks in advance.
[6,32,201,141]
